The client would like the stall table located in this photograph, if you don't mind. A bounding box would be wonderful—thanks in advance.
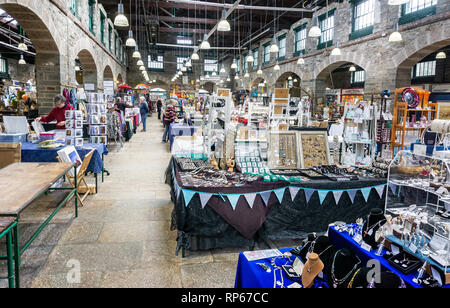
[166,157,387,256]
[0,163,77,288]
[328,226,450,288]
[21,142,108,191]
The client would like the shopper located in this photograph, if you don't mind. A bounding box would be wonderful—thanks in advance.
[162,99,177,143]
[157,99,163,120]
[35,94,74,129]
[114,97,130,114]
[139,96,149,132]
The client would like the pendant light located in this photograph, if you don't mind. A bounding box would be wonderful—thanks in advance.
[349,65,356,72]
[220,64,226,73]
[231,59,237,70]
[274,62,280,71]
[132,46,141,58]
[388,0,409,5]
[186,60,192,67]
[297,57,305,65]
[246,53,254,63]
[137,59,144,66]
[257,68,263,75]
[18,40,27,52]
[212,71,217,77]
[114,1,129,27]
[139,65,145,71]
[126,30,136,47]
[330,43,341,56]
[389,24,402,42]
[19,54,26,65]
[308,17,321,38]
[218,10,231,32]
[270,37,279,53]
[235,75,239,80]
[227,77,231,82]
[200,34,211,50]
[436,52,447,59]
[244,72,250,78]
[191,47,200,60]
[181,66,187,72]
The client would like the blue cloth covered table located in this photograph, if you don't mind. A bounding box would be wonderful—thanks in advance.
[169,123,197,151]
[328,226,449,288]
[21,142,108,174]
[234,248,329,288]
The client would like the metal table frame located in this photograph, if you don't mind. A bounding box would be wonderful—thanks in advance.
[0,164,78,288]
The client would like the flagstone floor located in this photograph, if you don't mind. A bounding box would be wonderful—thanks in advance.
[0,115,299,288]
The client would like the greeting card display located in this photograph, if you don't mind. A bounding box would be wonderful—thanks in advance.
[65,111,83,147]
[86,92,108,145]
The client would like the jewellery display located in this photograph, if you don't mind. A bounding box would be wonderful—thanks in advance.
[299,132,330,168]
[267,131,299,169]
[330,249,362,288]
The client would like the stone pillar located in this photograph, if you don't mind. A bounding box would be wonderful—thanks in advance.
[35,53,61,115]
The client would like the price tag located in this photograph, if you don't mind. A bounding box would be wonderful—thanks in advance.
[436,186,448,195]
[353,234,363,245]
[361,242,372,252]
[409,243,418,254]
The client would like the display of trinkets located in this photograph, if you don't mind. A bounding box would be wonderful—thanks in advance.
[312,165,359,181]
[298,169,328,180]
[179,169,260,188]
[267,131,299,170]
[298,132,330,168]
[176,157,212,172]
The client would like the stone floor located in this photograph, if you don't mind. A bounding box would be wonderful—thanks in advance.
[0,116,300,288]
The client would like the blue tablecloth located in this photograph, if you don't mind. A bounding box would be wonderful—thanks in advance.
[21,142,108,174]
[234,248,329,288]
[169,124,197,151]
[328,226,449,288]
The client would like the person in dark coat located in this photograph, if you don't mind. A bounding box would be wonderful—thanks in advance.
[157,99,163,120]
[139,96,149,132]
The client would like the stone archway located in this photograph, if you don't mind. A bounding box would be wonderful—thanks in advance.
[76,49,98,90]
[151,80,169,92]
[0,3,62,114]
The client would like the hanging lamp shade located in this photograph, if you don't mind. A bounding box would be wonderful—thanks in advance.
[330,43,342,56]
[18,41,28,52]
[200,76,205,81]
[349,65,356,72]
[297,57,305,65]
[137,59,144,66]
[436,52,447,59]
[257,69,263,75]
[220,64,226,73]
[181,66,187,72]
[231,59,237,70]
[309,17,321,38]
[200,34,211,50]
[217,10,231,32]
[191,47,200,60]
[389,24,402,42]
[274,63,280,71]
[246,54,254,63]
[212,71,217,76]
[270,37,279,53]
[19,54,26,65]
[227,77,231,82]
[244,72,250,78]
[205,73,210,79]
[114,2,129,27]
[186,61,192,67]
[126,29,136,47]
[139,65,145,71]
[132,46,141,58]
[235,75,239,80]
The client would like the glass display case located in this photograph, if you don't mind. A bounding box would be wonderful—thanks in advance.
[385,150,450,280]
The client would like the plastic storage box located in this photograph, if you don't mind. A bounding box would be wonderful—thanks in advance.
[0,133,27,143]
[39,132,56,142]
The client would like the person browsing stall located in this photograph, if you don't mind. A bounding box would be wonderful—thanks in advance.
[35,94,74,129]
[139,96,149,132]
[162,99,177,143]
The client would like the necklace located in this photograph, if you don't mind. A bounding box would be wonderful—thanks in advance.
[364,216,386,237]
[331,251,361,288]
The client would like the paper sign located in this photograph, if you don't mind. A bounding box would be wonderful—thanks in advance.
[293,257,304,275]
[391,244,400,256]
[431,267,443,286]
[361,242,372,252]
[353,234,363,245]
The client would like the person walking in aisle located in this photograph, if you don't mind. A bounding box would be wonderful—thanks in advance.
[157,99,163,120]
[162,99,177,143]
[139,96,149,132]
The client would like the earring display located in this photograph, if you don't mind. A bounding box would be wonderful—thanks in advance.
[298,131,330,168]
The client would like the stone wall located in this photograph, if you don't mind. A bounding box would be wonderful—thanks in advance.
[0,0,127,114]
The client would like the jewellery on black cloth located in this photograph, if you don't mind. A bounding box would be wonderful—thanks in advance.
[347,268,362,288]
[331,250,362,288]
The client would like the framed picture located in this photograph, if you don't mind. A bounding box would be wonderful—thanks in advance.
[274,88,289,99]
[75,138,83,147]
[65,138,74,146]
[437,101,450,120]
[267,131,300,169]
[65,110,74,120]
[74,111,83,120]
[298,131,330,168]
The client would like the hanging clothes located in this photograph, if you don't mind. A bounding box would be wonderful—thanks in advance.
[63,88,71,106]
[70,89,78,110]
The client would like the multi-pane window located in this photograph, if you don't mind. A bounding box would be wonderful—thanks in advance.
[319,11,335,47]
[148,55,164,71]
[353,0,375,32]
[88,0,95,34]
[243,54,248,73]
[177,36,193,45]
[351,70,366,84]
[0,58,8,73]
[278,35,286,60]
[295,25,307,55]
[100,12,106,44]
[263,44,270,65]
[204,59,218,73]
[413,60,436,78]
[404,0,437,14]
[177,57,189,70]
[236,57,240,74]
[109,25,113,52]
[253,48,259,69]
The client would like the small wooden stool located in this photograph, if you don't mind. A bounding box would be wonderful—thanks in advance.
[0,217,19,288]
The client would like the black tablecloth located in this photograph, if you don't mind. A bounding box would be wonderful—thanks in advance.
[166,157,387,251]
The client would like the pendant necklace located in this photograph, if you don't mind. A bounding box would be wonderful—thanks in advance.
[331,251,361,288]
